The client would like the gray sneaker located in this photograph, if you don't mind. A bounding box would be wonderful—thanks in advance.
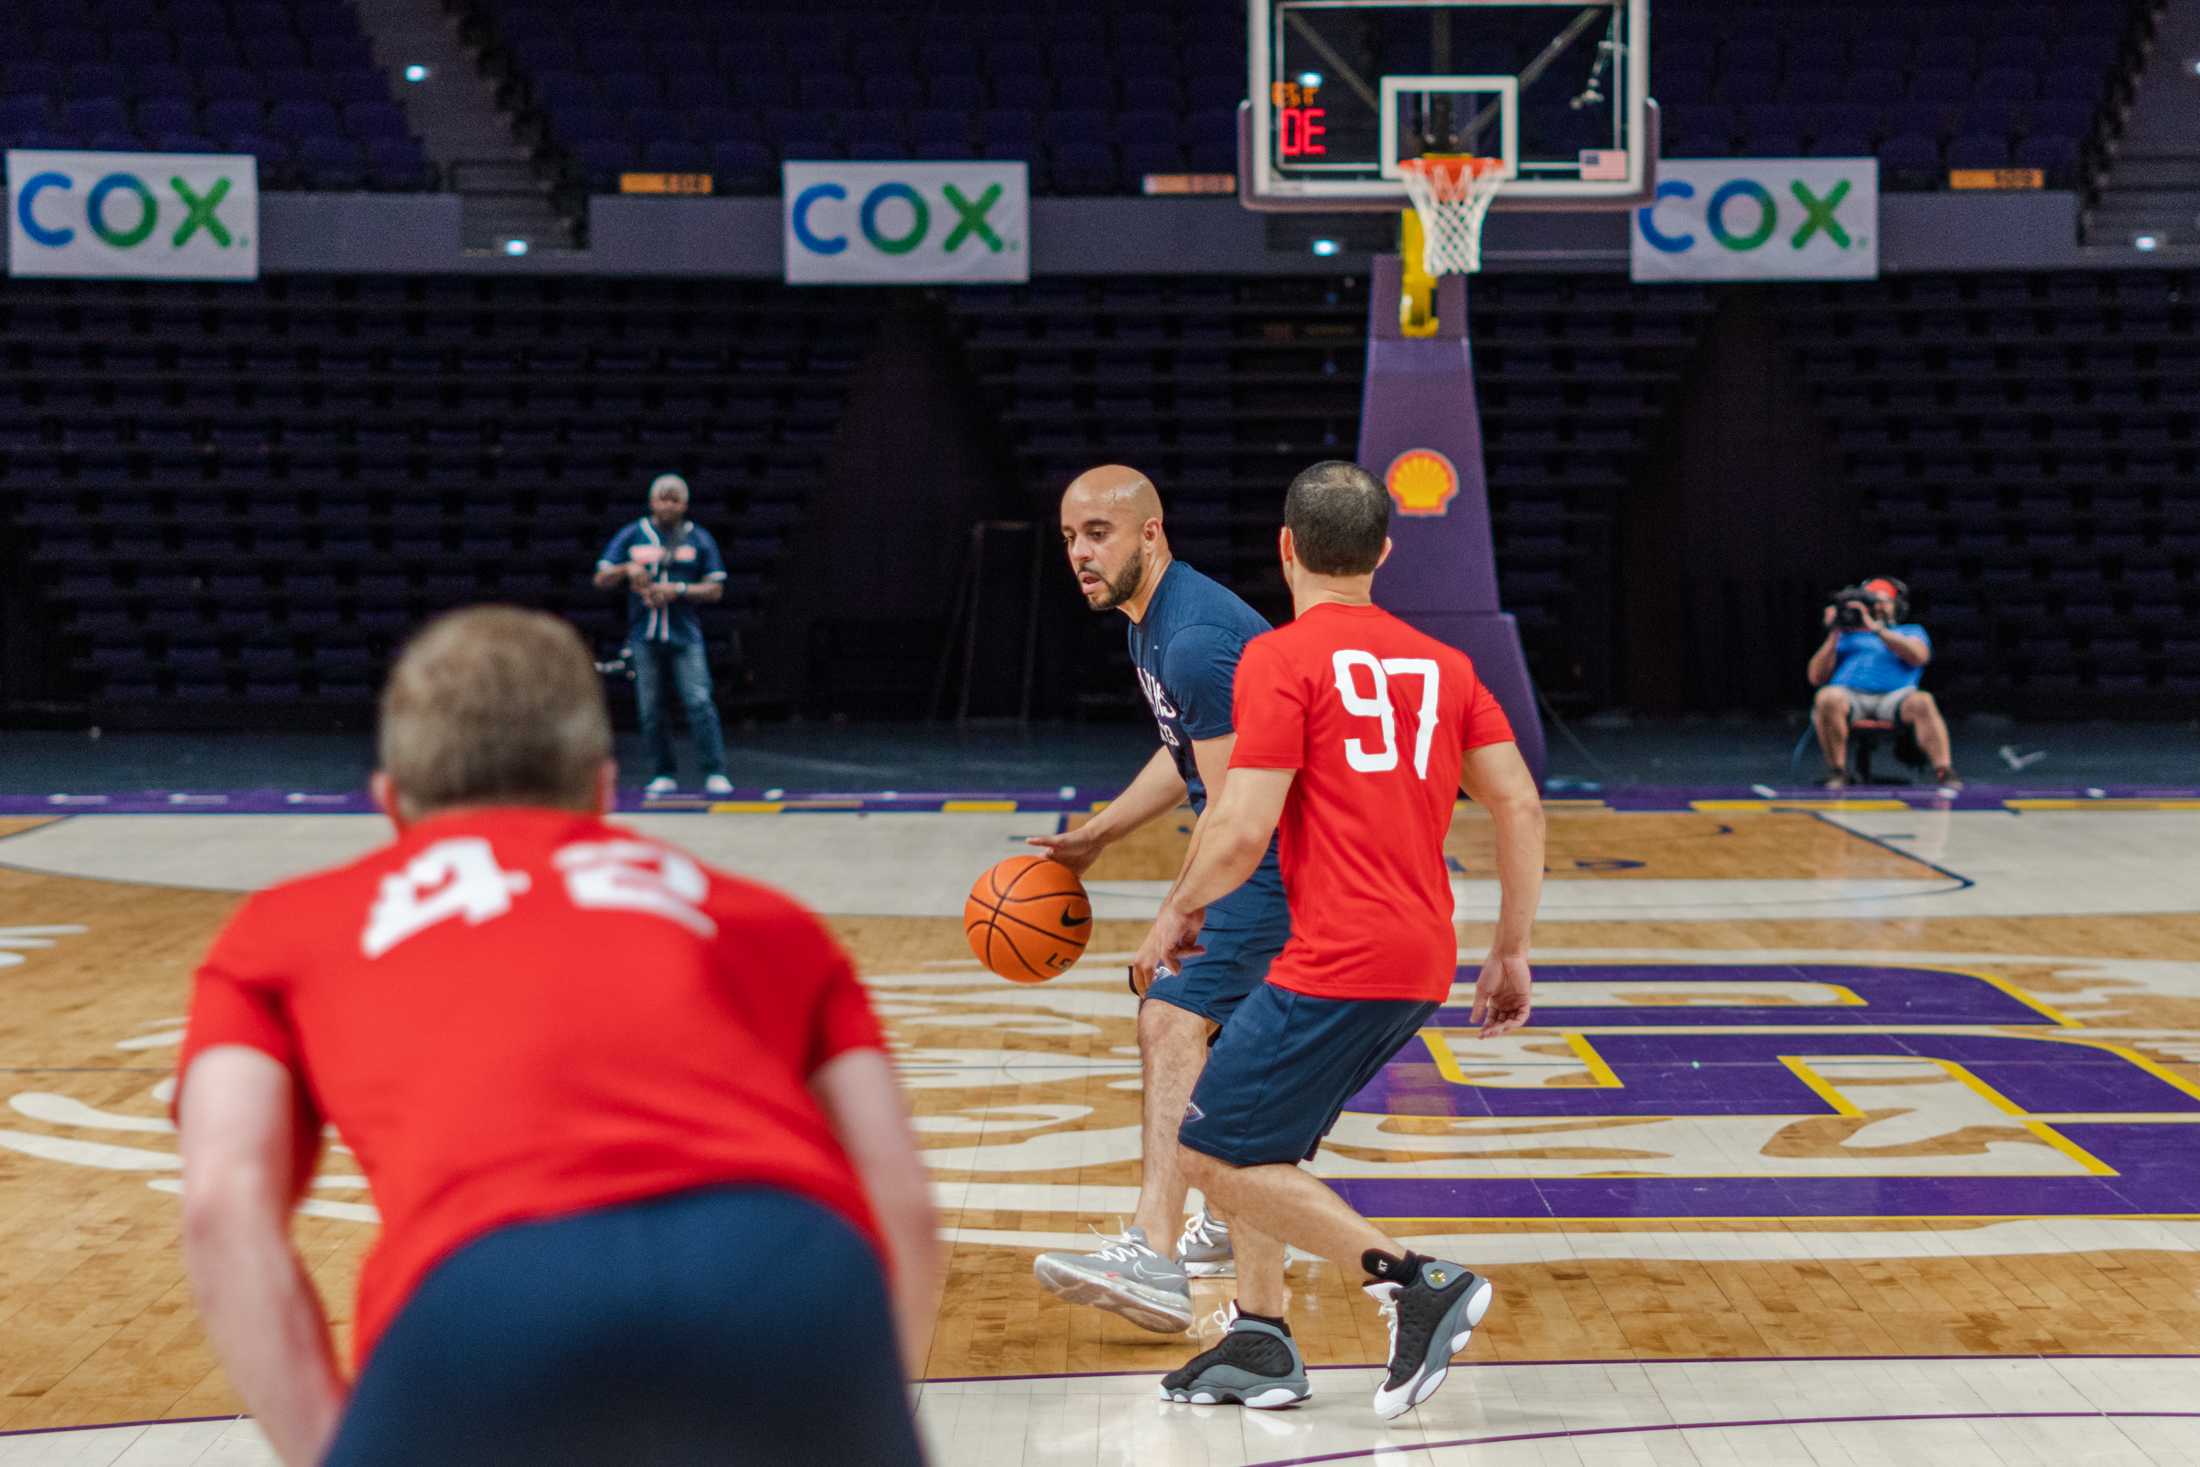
[1033,1226,1193,1333]
[1176,1207,1235,1278]
[1159,1304,1310,1408]
[1366,1259,1494,1420]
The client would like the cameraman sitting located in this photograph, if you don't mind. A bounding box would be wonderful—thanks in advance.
[1806,577,1959,790]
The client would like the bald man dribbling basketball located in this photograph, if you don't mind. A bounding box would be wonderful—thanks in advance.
[1028,466,1292,1333]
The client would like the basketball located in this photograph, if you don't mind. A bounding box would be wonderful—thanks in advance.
[963,856,1093,983]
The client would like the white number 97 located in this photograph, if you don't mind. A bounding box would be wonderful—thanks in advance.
[1331,650,1440,779]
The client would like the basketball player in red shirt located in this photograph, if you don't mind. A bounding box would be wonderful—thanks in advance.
[1129,460,1545,1419]
[174,608,938,1466]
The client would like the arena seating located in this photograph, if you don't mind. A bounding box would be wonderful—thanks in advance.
[1787,270,2199,714]
[468,0,2149,198]
[0,277,868,716]
[2,269,2190,722]
[0,0,433,189]
[947,274,1715,710]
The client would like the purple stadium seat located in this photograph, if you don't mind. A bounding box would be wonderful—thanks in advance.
[799,74,859,111]
[153,131,219,154]
[864,75,923,110]
[847,109,908,149]
[90,130,146,152]
[992,74,1051,111]
[297,134,366,188]
[243,37,306,71]
[309,36,375,71]
[204,97,266,138]
[666,73,731,110]
[2012,133,2080,184]
[1946,132,2012,170]
[342,101,409,140]
[1877,132,1942,188]
[1048,141,1117,193]
[982,108,1039,145]
[198,67,259,103]
[642,138,708,171]
[39,31,106,66]
[0,96,54,133]
[135,97,198,135]
[600,71,661,109]
[928,76,985,110]
[271,98,340,138]
[627,106,684,144]
[911,109,970,144]
[1976,67,2039,102]
[110,32,174,69]
[132,64,195,99]
[710,140,774,191]
[70,63,127,97]
[326,70,395,106]
[178,35,243,70]
[690,105,756,143]
[64,97,132,136]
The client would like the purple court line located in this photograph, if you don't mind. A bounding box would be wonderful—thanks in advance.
[917,1351,2200,1386]
[1242,1411,2200,1467]
[0,1413,239,1441]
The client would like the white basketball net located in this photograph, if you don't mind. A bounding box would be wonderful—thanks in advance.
[1398,156,1507,275]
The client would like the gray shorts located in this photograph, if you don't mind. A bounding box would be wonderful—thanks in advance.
[1840,686,1914,722]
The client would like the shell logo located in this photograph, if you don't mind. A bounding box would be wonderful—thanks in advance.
[1385,449,1459,517]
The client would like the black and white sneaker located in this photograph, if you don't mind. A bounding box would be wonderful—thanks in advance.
[1364,1260,1494,1420]
[1158,1304,1310,1409]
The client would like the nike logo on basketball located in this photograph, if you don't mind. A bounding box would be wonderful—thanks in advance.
[1060,912,1090,929]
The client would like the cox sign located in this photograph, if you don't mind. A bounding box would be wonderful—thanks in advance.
[783,161,1027,284]
[1631,159,1877,282]
[7,150,258,280]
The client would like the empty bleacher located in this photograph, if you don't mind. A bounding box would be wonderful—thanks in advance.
[0,276,870,718]
[470,0,2151,198]
[0,0,433,189]
[943,274,1714,710]
[1785,269,2199,714]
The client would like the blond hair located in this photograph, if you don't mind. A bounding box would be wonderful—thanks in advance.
[377,606,610,819]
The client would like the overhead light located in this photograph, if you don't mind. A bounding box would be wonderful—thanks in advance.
[1297,70,1323,88]
[404,64,429,82]
[2133,233,2160,252]
[1310,237,1341,257]
[503,237,530,256]
[2189,56,2200,77]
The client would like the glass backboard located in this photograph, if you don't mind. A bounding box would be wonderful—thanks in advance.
[1244,0,1654,211]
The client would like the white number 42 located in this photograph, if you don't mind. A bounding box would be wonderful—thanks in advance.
[361,837,716,959]
[1331,650,1441,779]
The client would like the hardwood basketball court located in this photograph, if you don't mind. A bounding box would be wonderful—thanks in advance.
[2,795,2197,1464]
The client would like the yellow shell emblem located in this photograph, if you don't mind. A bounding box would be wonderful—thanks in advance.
[1385,449,1459,517]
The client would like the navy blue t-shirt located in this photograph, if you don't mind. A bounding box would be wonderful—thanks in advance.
[596,517,729,647]
[1126,561,1286,918]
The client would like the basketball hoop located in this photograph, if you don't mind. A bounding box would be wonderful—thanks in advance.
[1397,155,1507,275]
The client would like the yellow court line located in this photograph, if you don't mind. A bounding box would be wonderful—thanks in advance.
[2026,1033,2200,1107]
[942,800,1019,813]
[709,801,784,814]
[1777,1055,1866,1119]
[1690,799,1914,812]
[1418,1030,1624,1089]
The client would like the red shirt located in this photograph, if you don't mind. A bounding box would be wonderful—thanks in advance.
[1228,603,1515,1002]
[175,807,886,1369]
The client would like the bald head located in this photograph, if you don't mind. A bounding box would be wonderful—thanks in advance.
[1059,464,1169,616]
[1061,463,1162,525]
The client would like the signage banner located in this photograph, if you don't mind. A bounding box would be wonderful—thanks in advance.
[783,161,1027,284]
[1631,158,1878,282]
[8,150,259,280]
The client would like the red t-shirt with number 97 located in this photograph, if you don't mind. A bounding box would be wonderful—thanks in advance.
[174,807,885,1369]
[1227,602,1515,1003]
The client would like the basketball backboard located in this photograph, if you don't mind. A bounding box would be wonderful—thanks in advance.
[1243,0,1655,211]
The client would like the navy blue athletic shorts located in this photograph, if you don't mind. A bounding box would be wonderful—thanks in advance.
[323,1186,923,1467]
[1177,983,1439,1167]
[1143,901,1291,1028]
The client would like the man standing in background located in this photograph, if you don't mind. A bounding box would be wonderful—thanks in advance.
[593,473,735,796]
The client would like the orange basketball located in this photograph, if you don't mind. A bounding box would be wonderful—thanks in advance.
[964,855,1092,983]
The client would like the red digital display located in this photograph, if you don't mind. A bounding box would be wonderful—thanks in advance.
[1279,106,1327,158]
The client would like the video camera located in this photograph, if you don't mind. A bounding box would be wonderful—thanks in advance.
[1826,576,1909,631]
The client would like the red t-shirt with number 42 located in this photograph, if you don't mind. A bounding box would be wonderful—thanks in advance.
[1228,602,1516,1003]
[174,807,886,1369]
